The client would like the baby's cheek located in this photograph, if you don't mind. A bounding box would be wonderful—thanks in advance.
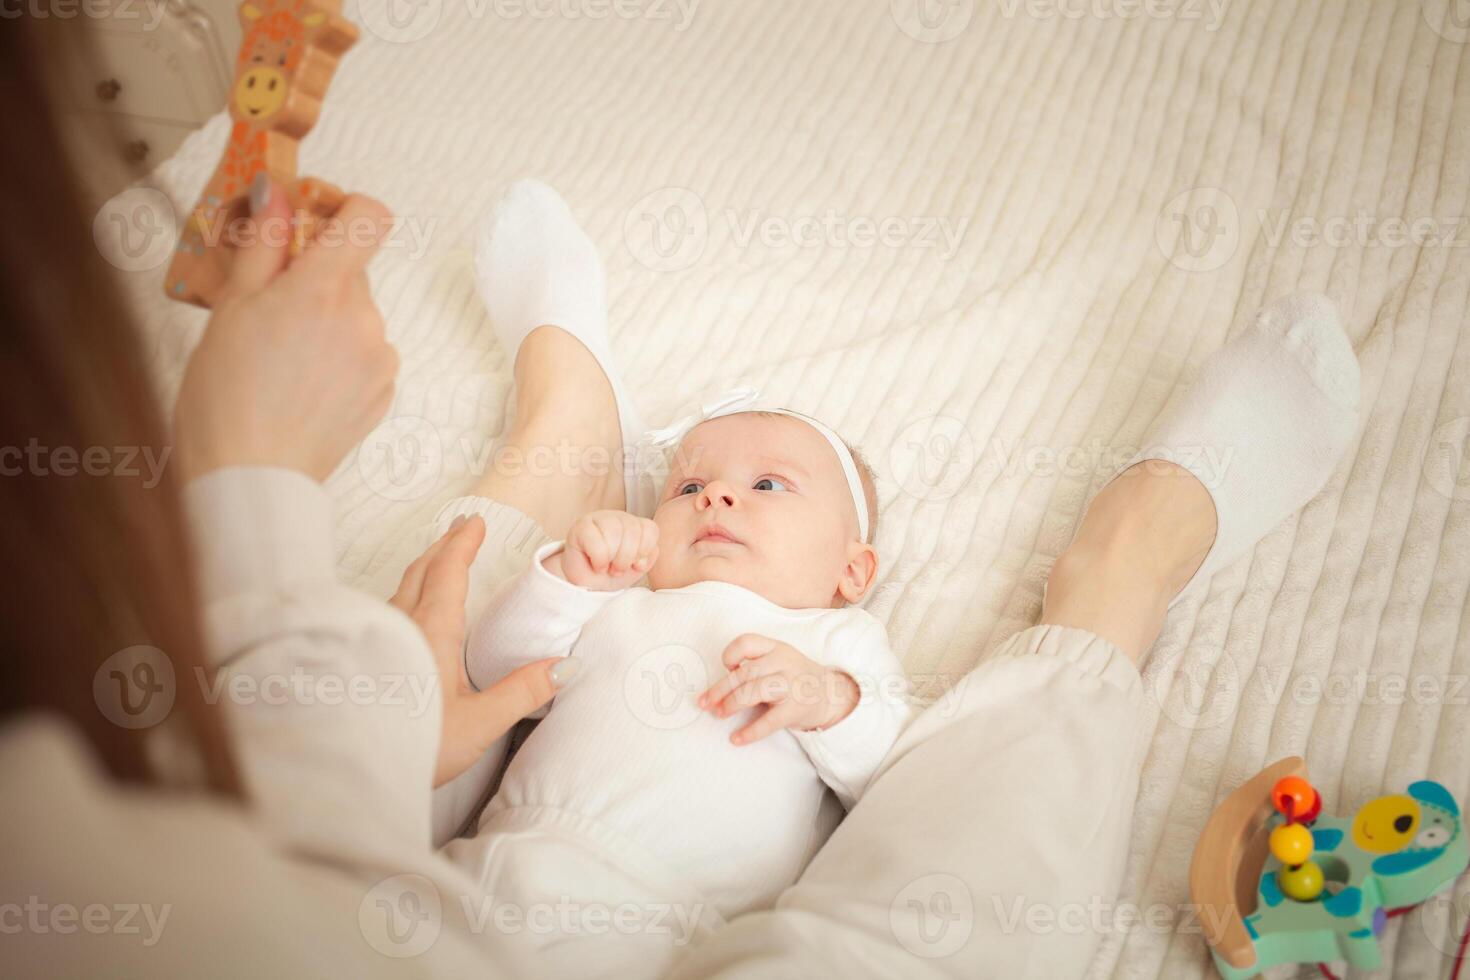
[645,548,676,589]
[645,514,681,589]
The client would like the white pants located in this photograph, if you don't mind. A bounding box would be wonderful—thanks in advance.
[369,498,1150,978]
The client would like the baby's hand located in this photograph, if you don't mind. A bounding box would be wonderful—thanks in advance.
[697,634,861,745]
[552,510,659,591]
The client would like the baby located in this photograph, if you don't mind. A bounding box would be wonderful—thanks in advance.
[464,404,914,927]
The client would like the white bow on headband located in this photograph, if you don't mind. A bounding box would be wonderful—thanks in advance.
[639,386,871,544]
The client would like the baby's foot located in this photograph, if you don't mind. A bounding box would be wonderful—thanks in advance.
[1129,292,1361,601]
[474,180,648,512]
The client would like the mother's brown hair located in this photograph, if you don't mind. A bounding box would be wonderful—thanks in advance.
[0,19,238,794]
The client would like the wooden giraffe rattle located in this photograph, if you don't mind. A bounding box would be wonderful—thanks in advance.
[165,0,358,307]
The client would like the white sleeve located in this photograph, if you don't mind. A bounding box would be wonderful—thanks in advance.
[790,615,916,810]
[182,467,440,867]
[464,540,623,691]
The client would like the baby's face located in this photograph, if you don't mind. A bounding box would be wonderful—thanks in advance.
[647,414,876,609]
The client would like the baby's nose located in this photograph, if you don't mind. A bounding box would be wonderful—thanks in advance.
[697,481,738,509]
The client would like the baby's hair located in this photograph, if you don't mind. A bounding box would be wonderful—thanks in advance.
[751,411,878,544]
[849,445,879,544]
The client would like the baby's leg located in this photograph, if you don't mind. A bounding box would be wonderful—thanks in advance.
[666,294,1361,978]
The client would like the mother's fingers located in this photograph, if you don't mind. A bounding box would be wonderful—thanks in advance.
[472,658,564,726]
[418,516,486,644]
[292,193,393,280]
[390,516,480,614]
[216,175,294,304]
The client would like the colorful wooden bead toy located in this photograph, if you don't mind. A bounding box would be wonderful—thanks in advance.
[1269,823,1315,865]
[1272,775,1319,821]
[1190,757,1468,980]
[165,0,358,307]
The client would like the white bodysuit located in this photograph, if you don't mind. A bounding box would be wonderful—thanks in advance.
[460,540,914,946]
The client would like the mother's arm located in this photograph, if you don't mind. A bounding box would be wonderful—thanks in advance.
[172,181,559,864]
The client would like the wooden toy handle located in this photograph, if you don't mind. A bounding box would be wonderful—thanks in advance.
[1189,757,1309,970]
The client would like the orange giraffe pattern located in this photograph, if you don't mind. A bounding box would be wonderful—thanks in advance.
[165,0,357,307]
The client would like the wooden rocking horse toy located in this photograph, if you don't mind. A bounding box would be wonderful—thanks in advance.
[1190,758,1469,979]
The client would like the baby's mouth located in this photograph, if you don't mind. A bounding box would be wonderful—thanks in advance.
[694,524,742,546]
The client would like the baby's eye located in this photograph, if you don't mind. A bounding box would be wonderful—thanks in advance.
[753,477,789,492]
[676,481,704,496]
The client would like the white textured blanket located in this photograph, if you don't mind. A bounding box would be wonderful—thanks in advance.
[123,0,1469,975]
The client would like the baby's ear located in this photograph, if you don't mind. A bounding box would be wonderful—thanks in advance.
[837,541,878,604]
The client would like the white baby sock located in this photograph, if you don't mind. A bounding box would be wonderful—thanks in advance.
[1127,291,1361,601]
[474,179,650,512]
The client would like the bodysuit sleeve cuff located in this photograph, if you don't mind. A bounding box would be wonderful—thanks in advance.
[522,540,631,618]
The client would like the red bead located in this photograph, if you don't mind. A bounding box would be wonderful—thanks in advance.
[1272,776,1319,821]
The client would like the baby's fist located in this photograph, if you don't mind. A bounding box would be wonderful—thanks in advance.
[554,510,659,590]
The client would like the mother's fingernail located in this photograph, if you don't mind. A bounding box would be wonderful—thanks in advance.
[549,657,582,688]
[249,172,271,216]
[449,515,467,531]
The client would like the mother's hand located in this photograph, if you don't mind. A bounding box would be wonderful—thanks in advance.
[390,515,565,787]
[174,178,399,482]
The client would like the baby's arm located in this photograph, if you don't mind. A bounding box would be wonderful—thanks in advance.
[792,618,915,808]
[466,510,658,690]
[699,619,915,808]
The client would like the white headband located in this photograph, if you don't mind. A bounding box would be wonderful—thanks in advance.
[642,387,871,544]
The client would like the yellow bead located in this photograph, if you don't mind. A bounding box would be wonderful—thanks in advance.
[1270,823,1315,865]
[1278,860,1326,901]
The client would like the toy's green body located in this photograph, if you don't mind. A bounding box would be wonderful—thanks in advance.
[1212,780,1467,980]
